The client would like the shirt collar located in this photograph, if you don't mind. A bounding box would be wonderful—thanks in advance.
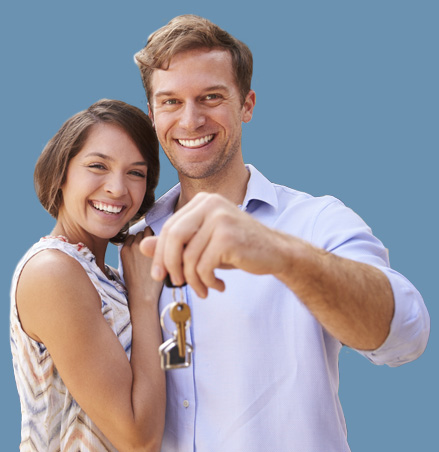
[241,164,278,211]
[145,164,278,228]
[145,183,181,231]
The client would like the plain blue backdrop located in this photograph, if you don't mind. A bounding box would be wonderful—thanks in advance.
[1,1,437,450]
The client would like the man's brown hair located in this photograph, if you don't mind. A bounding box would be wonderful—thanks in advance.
[134,14,253,106]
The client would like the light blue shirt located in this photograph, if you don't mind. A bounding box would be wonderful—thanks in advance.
[128,165,429,452]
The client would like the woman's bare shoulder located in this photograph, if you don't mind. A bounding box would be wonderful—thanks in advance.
[16,248,100,342]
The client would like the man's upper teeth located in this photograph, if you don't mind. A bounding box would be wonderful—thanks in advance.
[178,135,213,148]
[93,202,122,214]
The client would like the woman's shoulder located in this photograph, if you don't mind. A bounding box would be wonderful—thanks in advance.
[22,246,86,281]
[18,245,97,307]
[16,244,100,342]
[16,236,96,284]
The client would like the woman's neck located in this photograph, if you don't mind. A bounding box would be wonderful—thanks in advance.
[51,223,109,274]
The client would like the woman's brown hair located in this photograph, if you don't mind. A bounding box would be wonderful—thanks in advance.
[34,98,160,243]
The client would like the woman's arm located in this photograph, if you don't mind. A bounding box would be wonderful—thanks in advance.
[17,234,165,452]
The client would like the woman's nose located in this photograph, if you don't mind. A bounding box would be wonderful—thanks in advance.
[104,173,128,197]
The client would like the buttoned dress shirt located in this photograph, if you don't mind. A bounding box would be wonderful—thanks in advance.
[127,165,429,452]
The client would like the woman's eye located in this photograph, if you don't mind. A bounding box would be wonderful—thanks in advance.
[130,170,146,178]
[88,163,106,170]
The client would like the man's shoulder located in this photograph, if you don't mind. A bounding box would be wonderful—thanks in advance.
[247,165,337,204]
[273,182,338,206]
[264,179,341,216]
[245,164,342,218]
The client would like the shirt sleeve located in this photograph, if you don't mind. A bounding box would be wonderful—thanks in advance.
[310,197,430,367]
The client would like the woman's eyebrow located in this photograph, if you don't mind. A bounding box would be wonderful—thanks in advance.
[84,152,147,166]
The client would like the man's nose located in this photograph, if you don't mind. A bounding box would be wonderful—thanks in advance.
[178,102,206,130]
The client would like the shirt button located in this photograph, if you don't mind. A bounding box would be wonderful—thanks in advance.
[183,400,189,408]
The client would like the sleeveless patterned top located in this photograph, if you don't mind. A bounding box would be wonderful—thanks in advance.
[10,236,132,451]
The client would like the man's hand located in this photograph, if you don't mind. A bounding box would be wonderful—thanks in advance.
[140,192,394,349]
[139,192,287,298]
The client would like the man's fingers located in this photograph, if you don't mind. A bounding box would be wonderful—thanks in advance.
[158,198,213,286]
[194,239,226,293]
[180,214,220,297]
[141,193,246,290]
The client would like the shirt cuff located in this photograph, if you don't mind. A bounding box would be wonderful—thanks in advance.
[357,267,430,367]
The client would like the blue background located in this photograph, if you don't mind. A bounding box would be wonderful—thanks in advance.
[1,1,437,450]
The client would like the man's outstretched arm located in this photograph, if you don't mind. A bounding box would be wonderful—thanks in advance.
[140,192,424,353]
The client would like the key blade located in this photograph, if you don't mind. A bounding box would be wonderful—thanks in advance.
[170,302,191,358]
[176,324,186,358]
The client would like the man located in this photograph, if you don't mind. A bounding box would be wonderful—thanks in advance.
[128,14,429,452]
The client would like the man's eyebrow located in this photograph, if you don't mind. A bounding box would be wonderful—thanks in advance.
[154,90,175,99]
[154,85,231,99]
[83,152,147,166]
[202,84,230,93]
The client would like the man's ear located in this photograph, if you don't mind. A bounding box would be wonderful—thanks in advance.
[241,90,256,123]
[147,103,155,128]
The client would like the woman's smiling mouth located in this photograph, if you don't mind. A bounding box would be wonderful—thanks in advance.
[90,201,125,215]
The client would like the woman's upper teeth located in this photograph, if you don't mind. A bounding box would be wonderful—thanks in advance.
[178,134,213,148]
[93,202,123,214]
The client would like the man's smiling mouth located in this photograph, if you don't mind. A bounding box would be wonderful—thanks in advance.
[177,134,214,148]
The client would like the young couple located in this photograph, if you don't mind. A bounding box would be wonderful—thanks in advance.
[11,15,429,452]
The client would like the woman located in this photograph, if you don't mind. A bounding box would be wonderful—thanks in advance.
[10,99,165,451]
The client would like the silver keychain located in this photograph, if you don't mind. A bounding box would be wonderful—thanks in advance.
[159,282,193,370]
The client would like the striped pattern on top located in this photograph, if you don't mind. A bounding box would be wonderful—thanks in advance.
[10,236,132,451]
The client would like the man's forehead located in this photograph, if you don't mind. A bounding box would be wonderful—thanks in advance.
[150,48,236,94]
[164,47,231,66]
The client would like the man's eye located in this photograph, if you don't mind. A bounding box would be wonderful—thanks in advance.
[164,99,178,105]
[205,94,220,100]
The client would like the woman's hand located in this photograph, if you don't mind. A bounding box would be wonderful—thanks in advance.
[121,228,164,306]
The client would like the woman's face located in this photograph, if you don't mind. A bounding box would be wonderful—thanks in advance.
[58,123,147,244]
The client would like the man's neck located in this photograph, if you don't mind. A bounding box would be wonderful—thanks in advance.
[176,163,250,211]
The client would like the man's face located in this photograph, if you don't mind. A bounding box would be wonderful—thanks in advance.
[148,48,255,182]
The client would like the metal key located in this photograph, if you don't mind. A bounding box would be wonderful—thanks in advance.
[169,302,191,358]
